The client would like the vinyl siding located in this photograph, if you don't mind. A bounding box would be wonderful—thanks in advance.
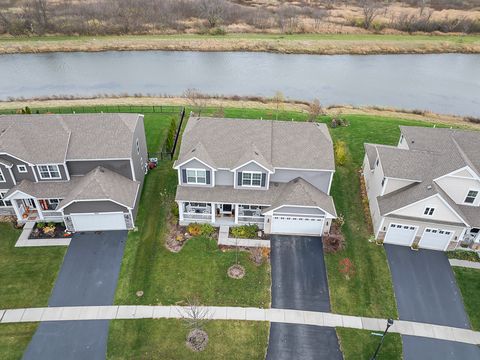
[235,162,268,190]
[436,175,480,207]
[67,160,132,179]
[216,170,234,186]
[34,164,69,182]
[178,159,213,187]
[273,206,325,216]
[270,169,331,194]
[63,201,128,214]
[384,178,417,195]
[131,115,148,183]
[0,164,15,188]
[0,154,36,182]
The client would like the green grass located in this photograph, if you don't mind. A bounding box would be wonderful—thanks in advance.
[447,250,480,263]
[0,223,66,308]
[107,319,269,360]
[0,323,38,360]
[453,267,480,331]
[337,328,402,360]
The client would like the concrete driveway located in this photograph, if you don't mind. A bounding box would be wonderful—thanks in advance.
[385,244,480,360]
[23,231,127,360]
[266,235,342,360]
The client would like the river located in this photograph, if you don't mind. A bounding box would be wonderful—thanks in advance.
[0,51,479,116]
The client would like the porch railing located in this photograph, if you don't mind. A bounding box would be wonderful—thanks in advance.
[42,211,63,219]
[183,213,212,221]
[238,216,264,224]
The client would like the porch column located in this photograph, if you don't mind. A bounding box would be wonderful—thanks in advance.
[211,203,215,223]
[234,204,239,224]
[178,201,184,222]
[34,198,44,220]
[10,199,22,221]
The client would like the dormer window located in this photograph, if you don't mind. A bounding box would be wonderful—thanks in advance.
[17,165,27,173]
[38,164,61,179]
[242,171,262,187]
[424,207,435,216]
[464,190,478,204]
[186,169,206,184]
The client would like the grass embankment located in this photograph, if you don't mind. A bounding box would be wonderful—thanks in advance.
[0,324,38,360]
[0,223,66,309]
[1,33,479,55]
[453,268,480,331]
[108,320,269,360]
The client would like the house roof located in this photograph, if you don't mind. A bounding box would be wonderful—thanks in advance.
[175,117,334,171]
[5,178,81,199]
[175,178,336,218]
[0,114,141,164]
[58,167,140,209]
[374,126,480,227]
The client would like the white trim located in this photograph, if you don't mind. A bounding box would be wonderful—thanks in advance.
[385,176,421,182]
[63,163,70,181]
[380,177,388,196]
[70,211,128,231]
[66,157,132,161]
[7,167,16,185]
[231,160,273,174]
[463,189,479,205]
[264,204,336,219]
[17,165,27,173]
[240,171,263,188]
[185,168,208,185]
[376,217,385,239]
[0,152,32,165]
[274,167,335,172]
[57,198,133,211]
[418,227,454,251]
[129,159,136,182]
[383,222,418,247]
[327,173,333,195]
[0,190,13,207]
[128,208,135,229]
[435,194,470,226]
[30,165,38,182]
[0,168,5,183]
[434,166,480,182]
[4,189,33,200]
[37,164,62,180]
[174,157,216,171]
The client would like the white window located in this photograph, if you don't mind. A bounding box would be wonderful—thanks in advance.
[242,172,262,187]
[0,168,5,183]
[424,207,435,216]
[38,165,61,179]
[464,190,478,204]
[47,199,61,210]
[381,177,385,187]
[136,138,140,155]
[17,165,27,173]
[186,169,206,184]
[0,191,11,207]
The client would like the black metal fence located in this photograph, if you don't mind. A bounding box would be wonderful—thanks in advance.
[158,107,186,161]
[0,105,183,115]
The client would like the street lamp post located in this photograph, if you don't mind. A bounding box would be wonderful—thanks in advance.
[370,318,394,360]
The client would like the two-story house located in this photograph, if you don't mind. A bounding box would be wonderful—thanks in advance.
[363,126,480,251]
[0,113,147,232]
[174,117,337,237]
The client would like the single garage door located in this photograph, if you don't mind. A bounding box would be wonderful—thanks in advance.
[271,215,324,236]
[384,223,418,246]
[418,228,453,251]
[71,212,127,232]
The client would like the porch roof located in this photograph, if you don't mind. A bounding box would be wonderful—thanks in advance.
[5,178,80,199]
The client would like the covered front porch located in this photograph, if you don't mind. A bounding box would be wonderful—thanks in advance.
[178,201,266,228]
[10,197,64,223]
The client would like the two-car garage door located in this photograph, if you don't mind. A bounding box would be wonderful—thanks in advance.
[271,215,325,236]
[384,222,454,251]
[71,213,127,232]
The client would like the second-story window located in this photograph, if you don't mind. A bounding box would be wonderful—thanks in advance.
[242,172,262,187]
[38,165,61,180]
[0,168,5,183]
[0,191,11,207]
[136,138,140,155]
[465,190,478,204]
[424,207,435,216]
[17,165,27,173]
[186,169,206,184]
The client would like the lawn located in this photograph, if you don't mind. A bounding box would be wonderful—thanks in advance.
[337,328,402,360]
[0,324,38,360]
[107,319,268,359]
[453,267,480,331]
[0,223,66,309]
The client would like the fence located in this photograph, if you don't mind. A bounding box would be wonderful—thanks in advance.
[157,107,186,161]
[0,105,183,115]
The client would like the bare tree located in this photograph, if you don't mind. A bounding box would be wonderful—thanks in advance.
[181,297,210,331]
[418,0,430,16]
[184,88,207,116]
[199,0,226,28]
[272,91,285,120]
[361,0,383,30]
[308,98,323,122]
[25,0,50,34]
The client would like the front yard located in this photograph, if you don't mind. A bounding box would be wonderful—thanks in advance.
[453,267,480,331]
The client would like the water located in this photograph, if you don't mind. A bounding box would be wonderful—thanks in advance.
[0,51,479,116]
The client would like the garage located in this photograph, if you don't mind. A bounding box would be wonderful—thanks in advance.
[271,215,325,236]
[70,212,127,232]
[418,228,453,251]
[384,223,418,246]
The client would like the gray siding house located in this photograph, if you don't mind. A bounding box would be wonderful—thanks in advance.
[174,116,337,237]
[0,113,148,232]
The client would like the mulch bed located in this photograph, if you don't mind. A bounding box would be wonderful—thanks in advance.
[28,222,70,239]
[227,264,246,279]
[358,169,374,234]
[186,329,209,352]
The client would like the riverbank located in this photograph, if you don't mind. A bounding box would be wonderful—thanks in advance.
[1,96,478,130]
[1,34,479,55]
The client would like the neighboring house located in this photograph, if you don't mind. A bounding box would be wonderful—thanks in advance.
[363,126,480,251]
[173,116,337,237]
[0,114,148,232]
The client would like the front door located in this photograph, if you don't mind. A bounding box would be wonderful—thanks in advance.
[22,198,36,209]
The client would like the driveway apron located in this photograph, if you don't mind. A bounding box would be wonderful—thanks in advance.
[266,235,343,360]
[23,231,127,360]
[385,244,480,360]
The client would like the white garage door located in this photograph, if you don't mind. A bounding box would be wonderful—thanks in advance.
[384,223,418,246]
[71,212,127,232]
[418,228,453,251]
[271,215,324,236]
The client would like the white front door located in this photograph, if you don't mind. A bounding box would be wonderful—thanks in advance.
[418,228,454,251]
[384,223,418,246]
[71,213,127,232]
[271,215,324,236]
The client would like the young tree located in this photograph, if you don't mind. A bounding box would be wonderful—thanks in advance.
[181,297,211,352]
[272,91,285,120]
[199,0,226,28]
[308,98,323,122]
[184,88,207,116]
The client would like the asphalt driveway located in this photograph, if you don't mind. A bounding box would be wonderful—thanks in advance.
[266,235,342,360]
[23,231,127,360]
[385,244,480,360]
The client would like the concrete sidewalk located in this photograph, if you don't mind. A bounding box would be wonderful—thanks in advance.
[1,305,479,346]
[449,259,480,269]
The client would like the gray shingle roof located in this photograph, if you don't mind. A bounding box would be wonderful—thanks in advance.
[176,117,334,171]
[175,178,336,217]
[6,178,80,199]
[0,114,140,164]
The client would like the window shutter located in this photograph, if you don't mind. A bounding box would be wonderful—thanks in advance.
[261,173,266,187]
[206,170,211,185]
[237,172,242,186]
[182,169,187,183]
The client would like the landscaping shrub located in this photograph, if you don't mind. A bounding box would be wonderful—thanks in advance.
[323,234,346,253]
[464,116,480,124]
[231,224,258,239]
[36,222,46,229]
[334,141,347,166]
[187,223,202,236]
[339,258,355,280]
[199,223,215,237]
[171,203,179,219]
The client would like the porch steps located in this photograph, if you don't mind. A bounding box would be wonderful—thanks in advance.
[218,226,270,248]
